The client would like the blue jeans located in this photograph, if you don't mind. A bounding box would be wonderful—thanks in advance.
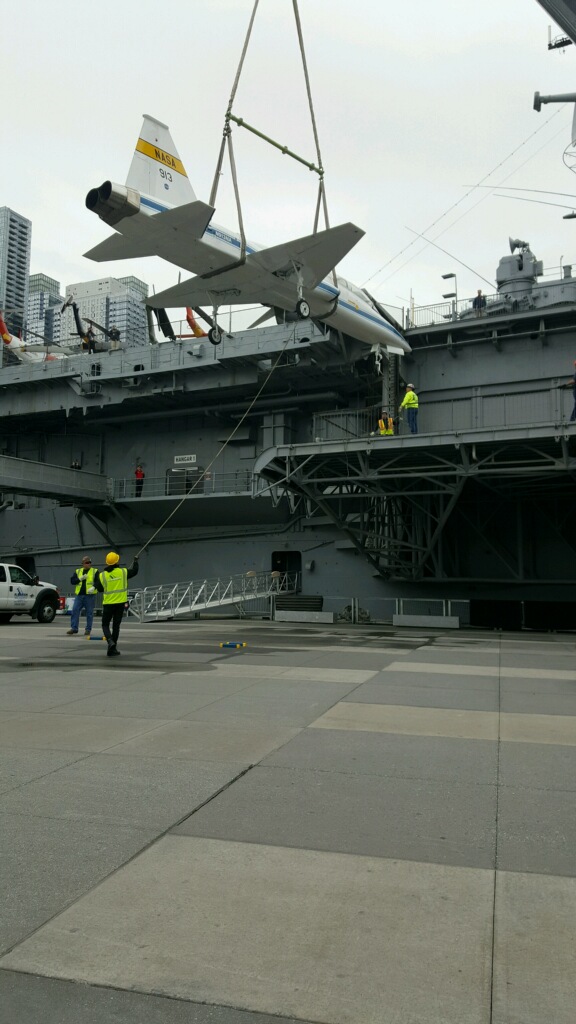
[406,408,418,434]
[70,594,95,632]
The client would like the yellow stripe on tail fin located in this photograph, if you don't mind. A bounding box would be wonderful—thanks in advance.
[126,115,196,208]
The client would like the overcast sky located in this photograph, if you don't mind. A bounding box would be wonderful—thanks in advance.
[4,0,576,318]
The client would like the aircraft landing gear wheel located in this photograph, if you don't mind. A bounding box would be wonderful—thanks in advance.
[208,326,222,346]
[296,299,310,320]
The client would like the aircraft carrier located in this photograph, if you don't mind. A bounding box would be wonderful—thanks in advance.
[1,234,576,631]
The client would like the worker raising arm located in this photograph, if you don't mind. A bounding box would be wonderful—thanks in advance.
[94,551,139,658]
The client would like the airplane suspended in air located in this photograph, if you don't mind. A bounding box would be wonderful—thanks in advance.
[84,115,410,354]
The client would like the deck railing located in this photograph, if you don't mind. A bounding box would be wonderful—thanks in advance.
[108,470,254,500]
[408,282,576,328]
[407,293,501,328]
[129,569,299,621]
[312,384,573,440]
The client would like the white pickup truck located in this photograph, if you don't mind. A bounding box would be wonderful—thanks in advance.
[0,563,59,624]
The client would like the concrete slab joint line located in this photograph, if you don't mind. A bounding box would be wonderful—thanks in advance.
[1,623,576,1024]
[309,702,576,746]
[0,836,496,1024]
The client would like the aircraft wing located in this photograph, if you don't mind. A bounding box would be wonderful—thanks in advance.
[147,222,364,309]
[249,222,364,286]
[84,234,157,261]
[84,200,215,262]
[147,274,259,309]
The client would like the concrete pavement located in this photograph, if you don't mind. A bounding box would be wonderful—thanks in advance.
[0,618,575,1023]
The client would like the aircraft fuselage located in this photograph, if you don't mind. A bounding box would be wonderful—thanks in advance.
[136,194,408,352]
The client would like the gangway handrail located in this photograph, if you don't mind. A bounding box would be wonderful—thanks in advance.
[129,569,299,622]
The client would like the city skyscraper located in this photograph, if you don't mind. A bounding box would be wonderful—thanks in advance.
[0,207,32,334]
[61,276,149,348]
[27,274,63,346]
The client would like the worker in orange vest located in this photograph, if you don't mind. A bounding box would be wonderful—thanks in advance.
[375,414,394,436]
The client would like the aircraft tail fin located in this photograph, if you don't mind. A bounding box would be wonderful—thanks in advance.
[126,114,196,208]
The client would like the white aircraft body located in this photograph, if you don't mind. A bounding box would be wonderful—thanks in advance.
[1,336,69,365]
[0,314,68,365]
[84,115,410,354]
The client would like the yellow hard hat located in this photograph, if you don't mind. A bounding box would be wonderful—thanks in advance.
[106,551,120,566]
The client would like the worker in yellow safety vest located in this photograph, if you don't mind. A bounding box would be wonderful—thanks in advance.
[94,551,139,657]
[66,555,97,636]
[371,414,394,437]
[377,415,395,436]
[399,383,419,434]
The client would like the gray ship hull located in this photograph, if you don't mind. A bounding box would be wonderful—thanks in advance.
[3,272,576,630]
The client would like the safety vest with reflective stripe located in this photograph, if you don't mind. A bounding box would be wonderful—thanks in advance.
[378,417,394,435]
[74,567,97,595]
[100,567,128,604]
[400,390,418,409]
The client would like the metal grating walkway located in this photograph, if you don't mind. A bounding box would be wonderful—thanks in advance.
[129,569,299,621]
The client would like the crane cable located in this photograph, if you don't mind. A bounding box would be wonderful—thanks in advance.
[133,1,329,558]
[291,2,328,228]
[291,1,336,289]
[209,1,332,258]
[208,0,262,258]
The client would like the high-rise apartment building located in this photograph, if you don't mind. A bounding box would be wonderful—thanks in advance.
[61,276,148,347]
[0,208,32,334]
[27,273,63,346]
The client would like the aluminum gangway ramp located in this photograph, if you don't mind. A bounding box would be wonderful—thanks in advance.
[130,570,298,622]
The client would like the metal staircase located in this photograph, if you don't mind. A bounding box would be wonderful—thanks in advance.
[129,569,299,622]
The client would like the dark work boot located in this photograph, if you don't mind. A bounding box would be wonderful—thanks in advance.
[107,640,119,657]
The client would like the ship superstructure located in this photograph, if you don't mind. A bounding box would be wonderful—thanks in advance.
[2,240,576,629]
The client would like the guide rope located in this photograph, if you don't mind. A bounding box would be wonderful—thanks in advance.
[134,325,298,557]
